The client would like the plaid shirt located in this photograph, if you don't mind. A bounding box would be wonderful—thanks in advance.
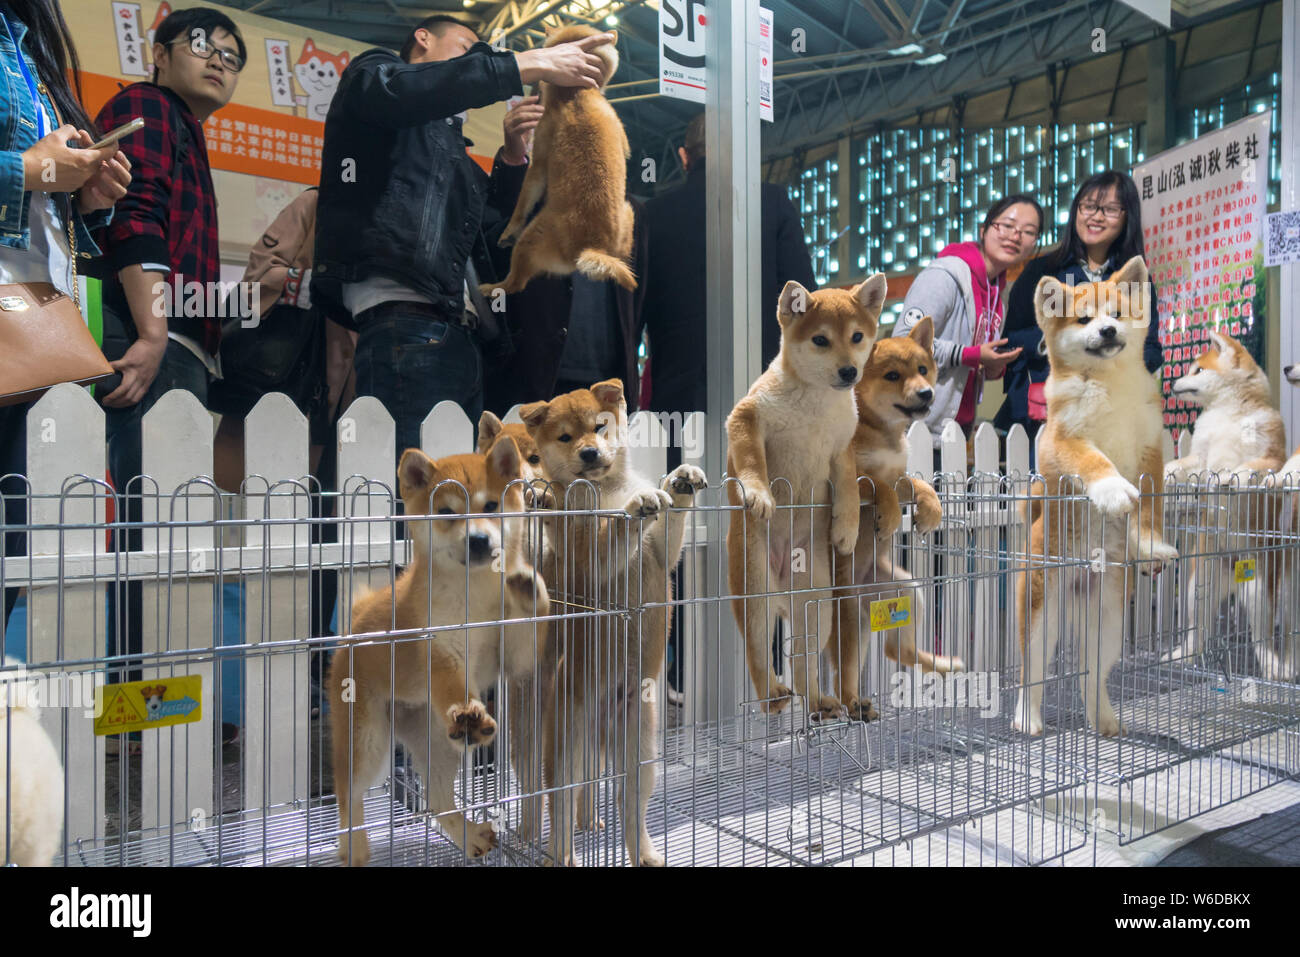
[94,82,221,354]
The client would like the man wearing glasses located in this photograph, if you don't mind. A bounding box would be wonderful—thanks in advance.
[92,7,245,690]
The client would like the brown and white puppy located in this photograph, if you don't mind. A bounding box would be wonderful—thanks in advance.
[488,25,634,293]
[521,379,706,867]
[1162,333,1292,677]
[328,442,550,865]
[1014,257,1177,737]
[726,275,883,718]
[477,411,546,483]
[827,317,963,720]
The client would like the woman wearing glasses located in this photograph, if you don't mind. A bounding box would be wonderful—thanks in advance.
[995,170,1161,446]
[892,194,1044,450]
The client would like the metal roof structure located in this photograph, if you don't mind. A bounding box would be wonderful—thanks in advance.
[221,0,1278,180]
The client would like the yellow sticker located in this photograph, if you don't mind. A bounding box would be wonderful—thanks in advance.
[94,675,202,737]
[1233,559,1256,584]
[869,596,911,631]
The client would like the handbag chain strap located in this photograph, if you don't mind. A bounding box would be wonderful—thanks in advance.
[66,197,78,309]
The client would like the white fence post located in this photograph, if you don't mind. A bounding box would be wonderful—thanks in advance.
[937,421,970,681]
[336,397,397,636]
[421,400,474,460]
[140,389,216,842]
[1004,424,1031,677]
[969,423,1000,675]
[242,393,311,821]
[25,383,107,851]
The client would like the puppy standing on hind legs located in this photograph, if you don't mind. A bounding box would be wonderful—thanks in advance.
[521,379,706,866]
[1161,334,1289,675]
[828,316,965,721]
[1012,257,1177,737]
[726,275,884,718]
[328,439,551,866]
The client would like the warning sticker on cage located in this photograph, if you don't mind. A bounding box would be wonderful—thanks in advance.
[1233,559,1256,583]
[94,675,202,736]
[869,596,911,631]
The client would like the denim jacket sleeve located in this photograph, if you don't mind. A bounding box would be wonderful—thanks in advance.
[0,148,111,256]
[0,148,23,233]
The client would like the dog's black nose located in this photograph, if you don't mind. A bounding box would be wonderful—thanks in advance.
[1099,325,1117,340]
[1286,364,1295,376]
[838,366,857,383]
[579,446,600,464]
[467,532,492,562]
[916,387,933,403]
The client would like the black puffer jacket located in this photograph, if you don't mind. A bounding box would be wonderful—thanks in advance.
[312,44,525,327]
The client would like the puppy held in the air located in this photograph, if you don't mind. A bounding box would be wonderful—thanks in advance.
[1162,333,1292,677]
[488,25,634,293]
[726,275,883,718]
[328,441,550,865]
[521,379,705,866]
[1014,257,1177,737]
[827,316,963,721]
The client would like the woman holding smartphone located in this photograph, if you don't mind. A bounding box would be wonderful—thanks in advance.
[0,0,131,630]
[995,170,1161,449]
[891,193,1045,452]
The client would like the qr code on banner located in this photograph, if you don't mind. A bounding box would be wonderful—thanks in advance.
[1264,209,1300,267]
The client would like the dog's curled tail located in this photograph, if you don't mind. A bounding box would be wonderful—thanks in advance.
[576,250,637,290]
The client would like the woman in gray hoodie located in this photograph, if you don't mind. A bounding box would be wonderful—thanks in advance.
[891,194,1044,450]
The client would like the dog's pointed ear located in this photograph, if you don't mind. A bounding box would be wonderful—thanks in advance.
[590,378,625,408]
[477,410,503,454]
[1207,330,1235,364]
[398,449,437,499]
[909,315,935,355]
[777,281,810,328]
[1034,276,1063,330]
[487,434,522,481]
[520,400,550,432]
[1111,255,1148,286]
[854,273,888,318]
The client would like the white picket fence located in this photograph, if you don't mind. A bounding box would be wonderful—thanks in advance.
[3,383,1193,851]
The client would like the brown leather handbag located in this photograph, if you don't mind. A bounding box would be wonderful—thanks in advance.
[0,206,115,407]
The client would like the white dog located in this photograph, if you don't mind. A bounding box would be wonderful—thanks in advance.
[0,658,64,865]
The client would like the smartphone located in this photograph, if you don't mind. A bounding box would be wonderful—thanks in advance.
[89,117,144,150]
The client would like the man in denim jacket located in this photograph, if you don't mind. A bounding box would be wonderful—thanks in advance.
[312,14,612,456]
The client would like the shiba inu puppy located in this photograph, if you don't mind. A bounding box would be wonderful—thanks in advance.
[1014,257,1177,737]
[1162,333,1292,676]
[488,25,634,293]
[477,411,545,483]
[0,660,63,866]
[827,317,964,719]
[328,442,550,865]
[726,275,884,718]
[521,379,705,867]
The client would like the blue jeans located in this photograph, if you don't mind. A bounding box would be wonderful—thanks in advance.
[353,306,483,463]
